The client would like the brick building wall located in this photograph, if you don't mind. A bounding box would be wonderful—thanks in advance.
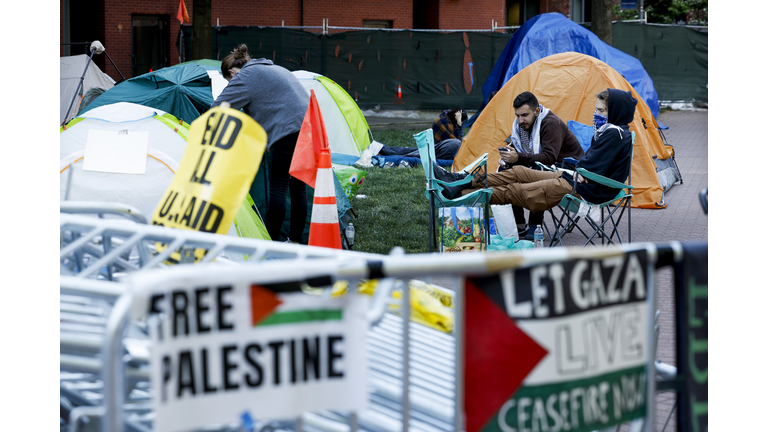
[62,0,629,82]
[547,0,571,18]
[100,0,181,80]
[210,3,301,26]
[300,0,413,28]
[71,0,417,81]
[438,0,506,30]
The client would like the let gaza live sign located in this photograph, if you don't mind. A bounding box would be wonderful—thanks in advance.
[151,104,266,235]
[129,264,369,432]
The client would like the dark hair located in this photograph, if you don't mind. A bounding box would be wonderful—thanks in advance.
[447,108,468,124]
[513,91,539,111]
[596,89,610,106]
[221,44,251,79]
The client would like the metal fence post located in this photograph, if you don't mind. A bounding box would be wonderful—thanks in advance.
[101,293,133,432]
[454,275,465,432]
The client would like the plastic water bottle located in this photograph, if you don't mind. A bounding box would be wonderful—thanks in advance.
[533,225,544,248]
[345,223,355,249]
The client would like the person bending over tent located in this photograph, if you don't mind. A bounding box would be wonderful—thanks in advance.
[496,91,584,240]
[434,89,635,217]
[356,108,467,167]
[212,44,310,243]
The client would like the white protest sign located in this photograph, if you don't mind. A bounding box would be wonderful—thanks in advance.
[83,129,149,174]
[467,247,654,432]
[128,263,369,432]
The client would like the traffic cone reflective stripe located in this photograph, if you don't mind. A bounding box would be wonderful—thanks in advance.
[308,150,342,249]
[310,204,339,223]
[312,195,337,205]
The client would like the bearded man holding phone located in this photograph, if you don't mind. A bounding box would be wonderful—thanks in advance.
[497,91,584,240]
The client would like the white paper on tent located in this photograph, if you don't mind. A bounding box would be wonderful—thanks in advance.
[83,129,149,174]
[207,70,228,101]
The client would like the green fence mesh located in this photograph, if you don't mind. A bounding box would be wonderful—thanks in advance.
[612,22,708,102]
[178,23,706,111]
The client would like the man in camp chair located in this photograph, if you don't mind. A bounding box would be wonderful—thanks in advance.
[497,91,585,240]
[434,89,635,219]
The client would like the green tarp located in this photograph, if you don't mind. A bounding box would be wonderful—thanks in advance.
[180,22,707,108]
[612,22,708,102]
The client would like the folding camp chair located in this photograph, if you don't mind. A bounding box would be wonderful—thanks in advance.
[413,129,492,252]
[544,131,635,247]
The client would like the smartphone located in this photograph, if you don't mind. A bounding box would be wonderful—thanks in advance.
[498,147,510,152]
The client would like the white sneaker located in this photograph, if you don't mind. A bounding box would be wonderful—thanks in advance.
[355,149,373,168]
[368,140,384,155]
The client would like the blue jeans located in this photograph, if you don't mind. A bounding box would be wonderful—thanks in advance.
[379,138,461,160]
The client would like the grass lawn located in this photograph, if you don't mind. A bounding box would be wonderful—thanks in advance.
[347,128,433,255]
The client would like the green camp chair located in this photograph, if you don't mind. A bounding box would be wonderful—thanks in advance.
[545,131,635,247]
[414,129,492,252]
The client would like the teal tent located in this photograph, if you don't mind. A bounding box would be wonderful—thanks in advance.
[79,62,216,124]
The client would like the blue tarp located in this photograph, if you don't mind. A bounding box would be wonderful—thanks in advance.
[471,13,666,129]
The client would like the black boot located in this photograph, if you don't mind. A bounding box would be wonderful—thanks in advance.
[432,162,468,182]
[432,163,470,199]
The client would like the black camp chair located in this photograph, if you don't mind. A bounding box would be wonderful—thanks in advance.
[537,131,635,247]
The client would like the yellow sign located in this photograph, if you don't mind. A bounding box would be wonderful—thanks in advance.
[151,106,266,259]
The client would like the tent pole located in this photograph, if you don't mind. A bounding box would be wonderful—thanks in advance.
[62,47,97,126]
[102,49,127,83]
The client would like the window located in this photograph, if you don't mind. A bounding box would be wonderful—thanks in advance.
[362,20,393,29]
[132,15,170,76]
[507,0,540,26]
[570,0,593,23]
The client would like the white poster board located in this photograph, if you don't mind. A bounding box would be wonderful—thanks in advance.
[208,70,229,101]
[466,247,654,432]
[83,129,149,174]
[129,263,369,432]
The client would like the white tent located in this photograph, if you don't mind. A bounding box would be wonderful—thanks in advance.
[60,54,115,124]
[60,102,188,219]
[60,101,271,248]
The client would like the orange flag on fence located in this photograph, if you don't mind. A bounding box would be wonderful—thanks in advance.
[177,0,190,24]
[289,90,329,189]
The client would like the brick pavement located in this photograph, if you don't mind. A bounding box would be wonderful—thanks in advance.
[641,109,708,432]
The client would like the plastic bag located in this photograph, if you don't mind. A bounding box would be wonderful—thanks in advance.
[333,165,367,198]
[491,204,518,241]
[488,234,533,251]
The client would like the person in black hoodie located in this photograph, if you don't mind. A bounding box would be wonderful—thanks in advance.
[434,89,636,214]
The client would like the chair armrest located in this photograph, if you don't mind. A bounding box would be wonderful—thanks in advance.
[576,168,634,190]
[458,153,488,174]
[535,161,557,172]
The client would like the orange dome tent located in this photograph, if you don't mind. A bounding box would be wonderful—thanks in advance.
[454,52,681,209]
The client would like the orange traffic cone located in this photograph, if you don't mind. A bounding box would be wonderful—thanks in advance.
[308,148,342,249]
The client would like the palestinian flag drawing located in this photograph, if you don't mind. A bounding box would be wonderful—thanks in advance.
[251,284,345,327]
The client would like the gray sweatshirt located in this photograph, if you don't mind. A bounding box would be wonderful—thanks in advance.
[212,59,309,149]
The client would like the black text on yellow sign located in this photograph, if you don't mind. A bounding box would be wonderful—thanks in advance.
[151,106,266,234]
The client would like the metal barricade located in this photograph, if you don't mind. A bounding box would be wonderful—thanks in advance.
[62,211,461,432]
[61,209,689,432]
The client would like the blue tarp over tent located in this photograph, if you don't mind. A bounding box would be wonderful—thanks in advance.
[472,13,666,129]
